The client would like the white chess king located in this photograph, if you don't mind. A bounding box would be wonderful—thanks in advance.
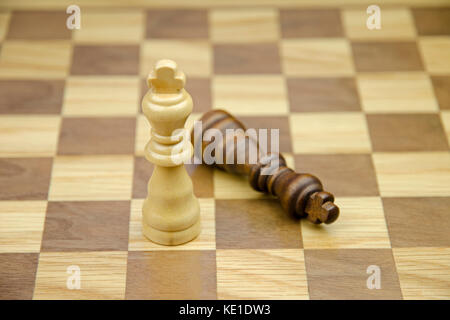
[141,59,201,245]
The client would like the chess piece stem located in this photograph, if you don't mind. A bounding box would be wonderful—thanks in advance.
[142,60,201,245]
[193,110,339,224]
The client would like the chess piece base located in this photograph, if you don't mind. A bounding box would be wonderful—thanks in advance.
[142,218,201,246]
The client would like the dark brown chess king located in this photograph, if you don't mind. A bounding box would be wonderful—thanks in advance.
[192,110,339,225]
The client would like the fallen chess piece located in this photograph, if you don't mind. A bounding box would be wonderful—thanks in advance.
[192,110,339,225]
[141,59,201,245]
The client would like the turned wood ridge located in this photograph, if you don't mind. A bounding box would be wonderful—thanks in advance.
[192,110,339,224]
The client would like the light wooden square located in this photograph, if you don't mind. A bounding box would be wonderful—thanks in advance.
[302,197,390,249]
[214,169,268,199]
[128,198,215,251]
[441,111,450,146]
[357,72,438,113]
[373,152,450,197]
[135,113,200,156]
[0,41,71,78]
[290,112,371,153]
[281,39,354,76]
[213,75,288,115]
[34,251,128,300]
[63,76,140,116]
[0,116,60,157]
[210,8,279,43]
[0,201,47,253]
[419,37,450,74]
[49,155,134,201]
[73,11,144,43]
[342,8,416,40]
[141,40,211,77]
[216,249,308,299]
[393,248,450,300]
[0,12,10,41]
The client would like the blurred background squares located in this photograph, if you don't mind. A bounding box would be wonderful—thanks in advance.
[73,11,144,43]
[211,8,278,43]
[141,40,211,77]
[343,8,416,40]
[281,39,354,76]
[352,42,423,72]
[71,45,139,75]
[419,37,450,74]
[280,9,343,38]
[0,12,10,41]
[146,9,208,39]
[412,8,450,36]
[431,76,450,110]
[7,11,71,40]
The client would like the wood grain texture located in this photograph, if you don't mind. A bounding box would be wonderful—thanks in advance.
[357,72,438,113]
[393,248,450,299]
[217,249,308,299]
[302,197,390,249]
[0,41,72,79]
[305,249,402,300]
[63,76,139,116]
[126,250,217,299]
[49,155,134,201]
[0,253,38,300]
[419,36,450,74]
[0,116,60,157]
[33,251,128,300]
[373,152,450,197]
[0,201,47,253]
[290,112,371,153]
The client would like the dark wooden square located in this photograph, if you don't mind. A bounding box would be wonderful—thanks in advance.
[215,199,302,249]
[214,44,281,74]
[71,45,139,75]
[125,251,217,299]
[294,154,379,197]
[0,80,64,114]
[304,249,402,299]
[367,114,448,152]
[7,11,71,40]
[280,9,344,38]
[41,201,130,251]
[383,197,450,247]
[58,117,136,155]
[413,8,450,35]
[0,253,39,300]
[432,76,450,110]
[287,78,360,112]
[352,42,423,72]
[146,10,208,39]
[0,158,52,200]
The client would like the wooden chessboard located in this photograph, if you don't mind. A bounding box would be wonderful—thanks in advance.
[0,0,449,300]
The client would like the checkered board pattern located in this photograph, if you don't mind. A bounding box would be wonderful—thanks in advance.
[0,2,450,300]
